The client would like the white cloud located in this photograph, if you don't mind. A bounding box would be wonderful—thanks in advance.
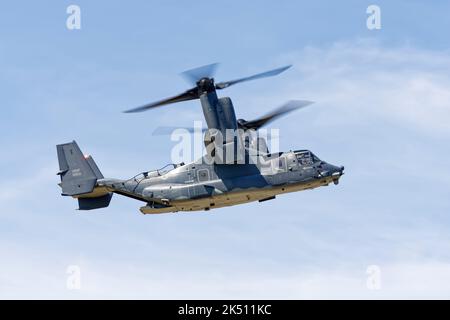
[280,39,450,136]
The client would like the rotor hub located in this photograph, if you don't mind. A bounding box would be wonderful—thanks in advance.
[196,77,215,93]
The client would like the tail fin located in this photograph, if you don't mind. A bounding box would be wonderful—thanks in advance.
[57,141,112,210]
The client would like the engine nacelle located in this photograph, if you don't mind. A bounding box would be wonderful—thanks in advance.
[201,96,245,164]
[216,97,237,132]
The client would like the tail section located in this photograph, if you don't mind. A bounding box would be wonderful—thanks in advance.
[57,141,112,210]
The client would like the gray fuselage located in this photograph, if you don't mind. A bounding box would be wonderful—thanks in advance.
[97,150,344,214]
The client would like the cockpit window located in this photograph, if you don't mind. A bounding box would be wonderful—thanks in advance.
[295,151,320,166]
[311,153,320,163]
[296,151,313,165]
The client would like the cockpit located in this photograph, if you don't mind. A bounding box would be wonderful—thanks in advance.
[294,150,320,166]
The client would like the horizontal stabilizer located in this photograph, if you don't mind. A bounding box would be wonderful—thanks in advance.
[78,193,113,210]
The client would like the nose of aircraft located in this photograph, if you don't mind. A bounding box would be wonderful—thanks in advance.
[329,164,344,184]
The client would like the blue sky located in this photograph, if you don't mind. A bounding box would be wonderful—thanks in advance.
[1,0,450,298]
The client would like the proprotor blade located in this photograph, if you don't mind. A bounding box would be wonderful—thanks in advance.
[180,63,219,85]
[238,100,314,130]
[123,87,199,113]
[123,64,293,114]
[215,65,292,90]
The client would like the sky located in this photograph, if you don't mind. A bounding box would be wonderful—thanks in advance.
[1,0,450,299]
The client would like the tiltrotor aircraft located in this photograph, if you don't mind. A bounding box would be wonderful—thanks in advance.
[57,64,344,214]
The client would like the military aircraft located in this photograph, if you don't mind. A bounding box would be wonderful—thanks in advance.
[56,64,344,214]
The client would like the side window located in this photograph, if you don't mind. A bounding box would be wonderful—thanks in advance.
[274,157,286,171]
[197,169,210,182]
